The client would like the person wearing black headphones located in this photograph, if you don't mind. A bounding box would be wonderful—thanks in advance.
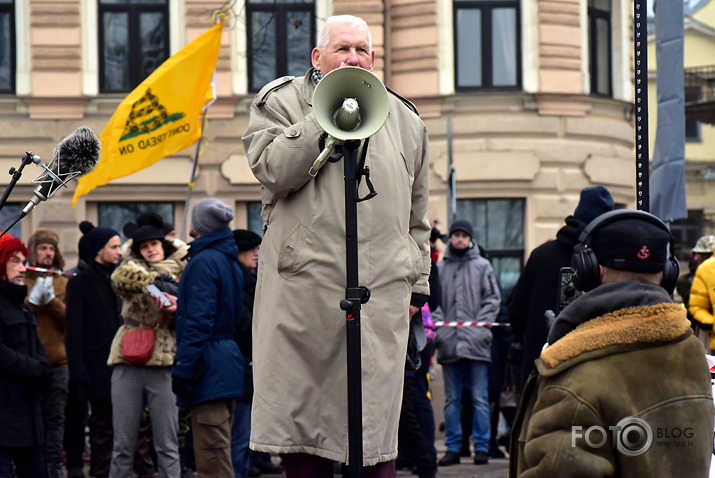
[509,210,714,478]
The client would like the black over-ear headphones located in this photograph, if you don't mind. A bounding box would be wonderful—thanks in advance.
[570,209,680,293]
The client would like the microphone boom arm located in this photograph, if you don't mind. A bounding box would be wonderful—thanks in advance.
[0,151,42,214]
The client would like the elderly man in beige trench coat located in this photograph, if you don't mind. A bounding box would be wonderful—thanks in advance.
[242,14,431,478]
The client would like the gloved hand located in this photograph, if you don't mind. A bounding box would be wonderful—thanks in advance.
[318,130,329,151]
[28,277,46,305]
[172,374,197,398]
[318,131,343,163]
[29,276,55,305]
[43,277,55,304]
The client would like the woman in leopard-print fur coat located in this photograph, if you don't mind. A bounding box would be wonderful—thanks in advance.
[106,214,188,478]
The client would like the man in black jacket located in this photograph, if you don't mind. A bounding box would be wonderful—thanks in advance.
[0,234,52,477]
[65,221,124,478]
[508,186,614,391]
[231,229,284,477]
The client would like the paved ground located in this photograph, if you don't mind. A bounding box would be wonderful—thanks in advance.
[68,364,511,477]
[397,448,510,478]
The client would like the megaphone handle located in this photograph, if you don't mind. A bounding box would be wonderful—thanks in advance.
[310,135,339,177]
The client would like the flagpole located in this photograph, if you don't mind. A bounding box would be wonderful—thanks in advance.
[180,115,206,239]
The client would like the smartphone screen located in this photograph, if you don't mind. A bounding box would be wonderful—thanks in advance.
[146,284,171,307]
[558,266,581,313]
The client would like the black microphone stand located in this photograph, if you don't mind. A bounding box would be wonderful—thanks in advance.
[339,139,373,478]
[0,151,38,214]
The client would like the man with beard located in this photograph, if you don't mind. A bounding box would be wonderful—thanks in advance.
[65,222,124,478]
[24,229,70,478]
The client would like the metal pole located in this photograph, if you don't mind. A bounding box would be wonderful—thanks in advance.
[180,115,206,239]
[634,0,649,211]
[340,139,366,478]
[446,115,456,224]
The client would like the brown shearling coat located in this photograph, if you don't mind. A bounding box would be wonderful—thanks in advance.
[511,294,714,478]
[243,69,431,466]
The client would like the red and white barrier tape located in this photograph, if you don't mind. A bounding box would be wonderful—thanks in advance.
[434,321,510,327]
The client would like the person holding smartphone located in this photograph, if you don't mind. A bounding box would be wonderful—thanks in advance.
[106,214,189,478]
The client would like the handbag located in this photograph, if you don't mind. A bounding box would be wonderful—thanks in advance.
[499,362,519,411]
[120,323,156,365]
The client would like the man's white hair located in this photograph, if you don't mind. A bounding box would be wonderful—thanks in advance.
[316,15,372,51]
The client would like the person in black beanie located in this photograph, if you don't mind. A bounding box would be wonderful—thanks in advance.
[230,230,284,477]
[434,219,501,467]
[63,226,91,477]
[66,221,156,478]
[508,185,615,392]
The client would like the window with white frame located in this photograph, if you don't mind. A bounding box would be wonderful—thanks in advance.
[98,202,174,243]
[456,198,524,295]
[0,204,21,239]
[0,0,14,94]
[453,0,521,91]
[246,0,315,92]
[98,0,170,93]
[588,0,612,96]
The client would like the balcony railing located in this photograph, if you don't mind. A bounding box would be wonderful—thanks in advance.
[685,65,715,124]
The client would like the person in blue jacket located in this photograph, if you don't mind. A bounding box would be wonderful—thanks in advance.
[172,198,244,478]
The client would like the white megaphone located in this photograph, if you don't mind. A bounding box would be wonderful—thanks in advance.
[310,66,389,176]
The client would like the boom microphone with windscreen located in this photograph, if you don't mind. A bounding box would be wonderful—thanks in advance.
[21,126,101,216]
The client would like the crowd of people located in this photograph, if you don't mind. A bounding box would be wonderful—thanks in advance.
[2,10,714,478]
[0,198,283,478]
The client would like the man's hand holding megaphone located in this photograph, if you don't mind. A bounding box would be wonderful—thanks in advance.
[310,66,389,176]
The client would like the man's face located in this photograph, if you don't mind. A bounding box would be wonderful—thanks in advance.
[311,23,375,75]
[189,224,200,239]
[450,230,471,250]
[693,252,712,266]
[238,246,259,270]
[3,251,27,285]
[34,243,56,267]
[96,236,122,266]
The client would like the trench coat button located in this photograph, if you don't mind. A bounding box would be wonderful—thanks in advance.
[288,129,298,137]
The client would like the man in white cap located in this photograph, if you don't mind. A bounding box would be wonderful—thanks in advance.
[172,198,244,478]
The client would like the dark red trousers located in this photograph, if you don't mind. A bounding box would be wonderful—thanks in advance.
[281,453,396,478]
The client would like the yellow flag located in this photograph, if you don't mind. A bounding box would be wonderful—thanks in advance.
[72,19,223,208]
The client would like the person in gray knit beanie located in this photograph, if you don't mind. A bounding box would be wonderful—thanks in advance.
[191,198,234,237]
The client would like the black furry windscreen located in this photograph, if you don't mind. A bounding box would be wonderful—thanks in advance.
[53,126,101,176]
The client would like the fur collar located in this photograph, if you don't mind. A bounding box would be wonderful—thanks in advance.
[540,303,690,369]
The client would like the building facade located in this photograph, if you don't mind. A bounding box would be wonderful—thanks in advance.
[0,0,640,293]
